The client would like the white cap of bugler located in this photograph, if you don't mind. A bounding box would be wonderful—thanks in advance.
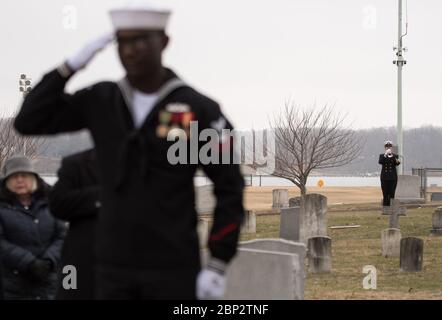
[110,2,172,31]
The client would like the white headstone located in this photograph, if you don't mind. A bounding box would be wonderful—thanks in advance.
[300,194,328,244]
[381,228,401,257]
[241,210,256,234]
[224,248,304,300]
[240,238,306,298]
[395,175,425,204]
[272,189,289,209]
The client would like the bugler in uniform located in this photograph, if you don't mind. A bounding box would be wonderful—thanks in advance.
[378,140,401,207]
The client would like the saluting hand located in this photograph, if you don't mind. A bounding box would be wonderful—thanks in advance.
[66,32,115,72]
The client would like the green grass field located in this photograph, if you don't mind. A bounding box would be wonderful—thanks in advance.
[240,206,442,300]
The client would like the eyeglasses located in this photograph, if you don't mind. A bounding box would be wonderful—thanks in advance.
[116,34,159,48]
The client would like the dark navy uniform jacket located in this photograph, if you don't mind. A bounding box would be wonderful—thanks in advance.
[378,154,401,180]
[14,68,245,269]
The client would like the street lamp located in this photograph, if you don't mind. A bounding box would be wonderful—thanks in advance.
[393,0,408,174]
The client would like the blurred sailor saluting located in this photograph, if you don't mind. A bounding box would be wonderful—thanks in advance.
[14,2,245,300]
[378,140,401,208]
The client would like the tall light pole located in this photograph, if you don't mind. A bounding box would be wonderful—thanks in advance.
[393,0,407,174]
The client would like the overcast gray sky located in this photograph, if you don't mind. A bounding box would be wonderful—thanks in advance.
[1,0,441,130]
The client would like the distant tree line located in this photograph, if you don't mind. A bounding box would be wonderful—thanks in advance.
[2,112,441,176]
[316,126,442,175]
[36,126,442,175]
[241,125,442,177]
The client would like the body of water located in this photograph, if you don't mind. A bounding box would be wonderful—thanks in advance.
[41,175,442,188]
[246,176,442,187]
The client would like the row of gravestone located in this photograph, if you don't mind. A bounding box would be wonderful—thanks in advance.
[381,199,425,272]
[278,194,332,275]
[198,190,329,245]
[382,230,424,272]
[199,192,331,264]
[197,187,439,299]
[197,191,332,299]
[383,204,442,272]
[383,199,442,236]
[195,178,425,215]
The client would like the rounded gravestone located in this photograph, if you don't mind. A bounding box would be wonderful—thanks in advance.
[400,237,423,272]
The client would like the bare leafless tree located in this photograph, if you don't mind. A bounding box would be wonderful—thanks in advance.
[266,102,362,196]
[0,111,47,170]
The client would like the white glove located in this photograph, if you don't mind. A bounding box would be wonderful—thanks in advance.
[385,149,392,157]
[66,33,114,72]
[197,262,226,300]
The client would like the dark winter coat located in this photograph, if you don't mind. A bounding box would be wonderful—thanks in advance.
[49,149,100,300]
[0,260,3,300]
[379,154,401,180]
[0,177,66,300]
[14,68,245,270]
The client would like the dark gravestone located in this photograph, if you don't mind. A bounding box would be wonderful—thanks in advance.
[279,207,301,242]
[307,236,332,273]
[430,207,442,236]
[400,237,424,272]
[431,192,442,201]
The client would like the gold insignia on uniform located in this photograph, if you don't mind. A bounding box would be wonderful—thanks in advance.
[156,124,169,138]
[159,111,172,124]
[182,112,194,127]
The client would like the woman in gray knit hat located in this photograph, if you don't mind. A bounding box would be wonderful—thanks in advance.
[0,155,66,300]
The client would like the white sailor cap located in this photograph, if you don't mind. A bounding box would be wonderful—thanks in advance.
[110,3,171,31]
[384,140,393,147]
